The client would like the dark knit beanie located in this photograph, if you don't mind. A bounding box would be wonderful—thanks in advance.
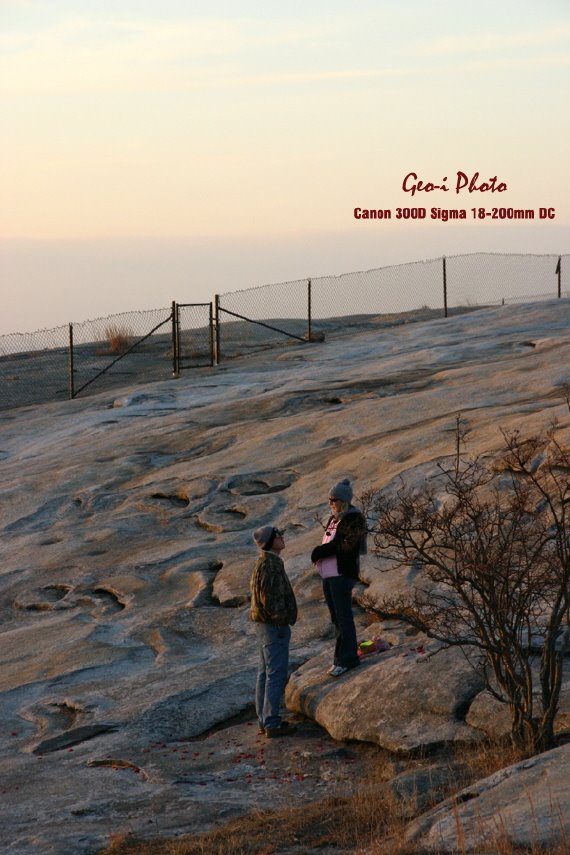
[329,479,353,504]
[253,525,283,550]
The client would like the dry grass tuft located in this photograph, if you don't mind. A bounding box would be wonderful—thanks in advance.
[454,738,525,783]
[99,324,134,355]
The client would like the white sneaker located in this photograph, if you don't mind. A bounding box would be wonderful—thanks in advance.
[329,665,348,677]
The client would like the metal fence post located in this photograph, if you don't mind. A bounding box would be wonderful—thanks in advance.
[171,301,180,377]
[209,302,215,366]
[307,278,312,341]
[443,256,448,318]
[214,294,221,365]
[556,256,561,298]
[68,322,75,399]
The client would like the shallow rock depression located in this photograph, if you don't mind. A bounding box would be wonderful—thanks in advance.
[1,301,570,853]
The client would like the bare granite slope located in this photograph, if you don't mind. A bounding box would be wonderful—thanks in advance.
[1,301,570,854]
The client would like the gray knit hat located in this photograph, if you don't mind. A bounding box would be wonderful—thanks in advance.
[253,525,283,550]
[329,479,353,504]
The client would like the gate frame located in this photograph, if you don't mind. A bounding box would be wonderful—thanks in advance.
[173,301,215,373]
[214,290,310,365]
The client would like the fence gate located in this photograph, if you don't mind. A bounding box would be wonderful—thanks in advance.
[214,282,310,363]
[173,302,214,372]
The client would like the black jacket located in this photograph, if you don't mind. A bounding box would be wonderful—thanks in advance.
[311,507,367,580]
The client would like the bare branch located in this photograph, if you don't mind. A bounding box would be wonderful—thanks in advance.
[367,423,570,754]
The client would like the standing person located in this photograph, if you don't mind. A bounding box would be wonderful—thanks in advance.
[311,479,367,677]
[250,525,298,738]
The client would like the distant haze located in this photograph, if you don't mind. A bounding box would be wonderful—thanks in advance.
[1,0,569,334]
[2,224,569,335]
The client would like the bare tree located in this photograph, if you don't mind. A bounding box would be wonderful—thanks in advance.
[361,419,570,754]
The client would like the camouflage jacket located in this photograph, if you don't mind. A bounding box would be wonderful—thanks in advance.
[249,551,298,626]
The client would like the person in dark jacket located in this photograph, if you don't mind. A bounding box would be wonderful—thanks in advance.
[250,525,298,737]
[311,479,367,677]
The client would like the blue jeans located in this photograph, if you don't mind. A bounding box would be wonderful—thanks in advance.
[255,623,291,730]
[323,576,359,669]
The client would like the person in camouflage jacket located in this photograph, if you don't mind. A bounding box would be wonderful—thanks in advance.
[250,525,297,738]
[250,551,298,626]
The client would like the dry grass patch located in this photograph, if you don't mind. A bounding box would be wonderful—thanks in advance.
[105,797,370,855]
[100,791,400,855]
[98,325,134,355]
[455,738,525,782]
[99,740,569,855]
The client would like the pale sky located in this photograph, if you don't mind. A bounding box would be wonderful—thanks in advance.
[1,0,569,333]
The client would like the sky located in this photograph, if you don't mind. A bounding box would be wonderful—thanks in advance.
[1,0,569,334]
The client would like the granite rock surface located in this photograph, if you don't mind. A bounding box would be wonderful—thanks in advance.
[2,302,570,853]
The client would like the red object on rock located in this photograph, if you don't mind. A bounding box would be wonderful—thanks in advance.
[357,637,391,657]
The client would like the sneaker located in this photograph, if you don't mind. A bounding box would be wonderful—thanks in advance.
[258,725,265,735]
[264,721,297,738]
[329,665,349,677]
[327,664,338,674]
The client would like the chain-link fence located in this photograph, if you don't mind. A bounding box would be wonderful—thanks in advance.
[215,278,310,360]
[70,307,174,399]
[445,253,567,308]
[215,253,569,359]
[1,253,568,410]
[0,324,71,409]
[0,303,218,411]
[175,303,214,371]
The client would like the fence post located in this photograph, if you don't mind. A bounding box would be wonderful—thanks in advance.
[307,278,312,341]
[171,301,180,377]
[556,256,561,299]
[214,295,221,365]
[209,302,215,366]
[68,322,75,399]
[443,256,448,318]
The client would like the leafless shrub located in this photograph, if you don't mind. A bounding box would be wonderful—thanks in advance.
[361,416,570,755]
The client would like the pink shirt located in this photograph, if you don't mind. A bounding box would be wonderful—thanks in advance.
[316,518,341,578]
